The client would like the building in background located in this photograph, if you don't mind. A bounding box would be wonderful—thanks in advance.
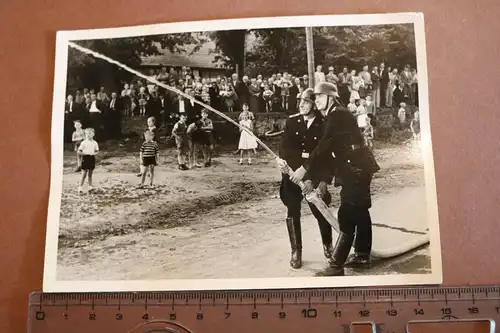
[140,40,229,79]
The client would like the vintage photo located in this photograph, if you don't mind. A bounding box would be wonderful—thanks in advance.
[43,13,442,292]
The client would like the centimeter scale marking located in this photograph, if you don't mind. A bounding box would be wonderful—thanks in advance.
[29,286,500,333]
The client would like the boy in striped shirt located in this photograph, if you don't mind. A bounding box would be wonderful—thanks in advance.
[139,130,159,188]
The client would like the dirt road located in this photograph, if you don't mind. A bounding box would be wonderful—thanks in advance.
[56,137,430,281]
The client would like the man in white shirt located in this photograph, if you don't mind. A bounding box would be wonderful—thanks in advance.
[65,95,74,113]
[89,94,102,113]
[88,93,103,140]
[64,95,76,142]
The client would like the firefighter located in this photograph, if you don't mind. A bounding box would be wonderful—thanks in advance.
[289,82,381,276]
[278,88,335,269]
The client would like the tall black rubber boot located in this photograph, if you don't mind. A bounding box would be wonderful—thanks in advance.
[286,217,302,269]
[314,231,354,276]
[317,218,334,259]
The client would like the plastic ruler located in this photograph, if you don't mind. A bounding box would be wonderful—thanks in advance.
[28,285,499,332]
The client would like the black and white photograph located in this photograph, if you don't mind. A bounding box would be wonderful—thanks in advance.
[43,13,442,292]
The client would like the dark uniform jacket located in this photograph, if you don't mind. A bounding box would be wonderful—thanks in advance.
[302,105,380,181]
[279,110,334,184]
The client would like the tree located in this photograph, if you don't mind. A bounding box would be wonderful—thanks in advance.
[244,28,310,77]
[241,24,417,77]
[208,30,247,78]
[313,24,416,70]
[66,33,204,93]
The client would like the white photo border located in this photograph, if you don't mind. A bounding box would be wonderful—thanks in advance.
[43,12,443,292]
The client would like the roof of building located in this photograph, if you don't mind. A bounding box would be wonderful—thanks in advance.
[140,41,228,69]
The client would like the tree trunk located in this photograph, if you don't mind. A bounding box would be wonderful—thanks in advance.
[305,27,315,88]
[242,32,247,75]
[236,30,246,78]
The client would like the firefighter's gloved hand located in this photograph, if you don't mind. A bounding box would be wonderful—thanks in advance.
[317,181,328,198]
[276,158,289,174]
[302,180,314,195]
[290,166,307,183]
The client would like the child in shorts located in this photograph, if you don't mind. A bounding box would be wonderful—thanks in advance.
[200,109,214,167]
[398,102,407,128]
[72,120,85,172]
[362,116,374,151]
[187,120,204,168]
[139,130,159,188]
[138,86,148,116]
[172,114,189,170]
[77,128,99,194]
[137,117,157,177]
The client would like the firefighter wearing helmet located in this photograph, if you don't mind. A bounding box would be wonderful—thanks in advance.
[289,81,381,276]
[277,87,336,269]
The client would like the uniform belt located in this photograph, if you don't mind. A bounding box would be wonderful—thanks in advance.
[331,145,363,159]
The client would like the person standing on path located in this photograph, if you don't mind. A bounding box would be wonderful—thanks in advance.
[278,88,335,269]
[289,82,380,277]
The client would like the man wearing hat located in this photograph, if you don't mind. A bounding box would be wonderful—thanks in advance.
[290,82,380,276]
[278,88,335,269]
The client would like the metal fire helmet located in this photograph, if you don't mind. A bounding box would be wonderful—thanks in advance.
[313,82,340,97]
[299,88,315,103]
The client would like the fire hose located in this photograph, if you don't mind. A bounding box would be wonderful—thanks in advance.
[67,41,429,259]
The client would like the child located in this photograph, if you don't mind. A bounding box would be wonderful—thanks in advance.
[347,97,357,114]
[237,103,257,155]
[281,80,290,111]
[77,128,99,194]
[139,130,159,188]
[172,114,189,170]
[365,95,376,127]
[147,116,157,140]
[193,76,203,97]
[72,120,85,172]
[185,75,194,90]
[365,95,375,116]
[362,117,374,151]
[238,111,258,165]
[137,117,157,177]
[201,85,211,105]
[356,99,370,131]
[262,84,274,112]
[129,87,137,116]
[121,83,131,116]
[398,102,407,127]
[238,102,255,121]
[220,85,236,112]
[200,109,214,167]
[187,120,204,168]
[356,98,367,117]
[410,109,420,140]
[138,86,148,116]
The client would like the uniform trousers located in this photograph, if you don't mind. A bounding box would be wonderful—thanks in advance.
[337,171,373,255]
[279,174,333,246]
